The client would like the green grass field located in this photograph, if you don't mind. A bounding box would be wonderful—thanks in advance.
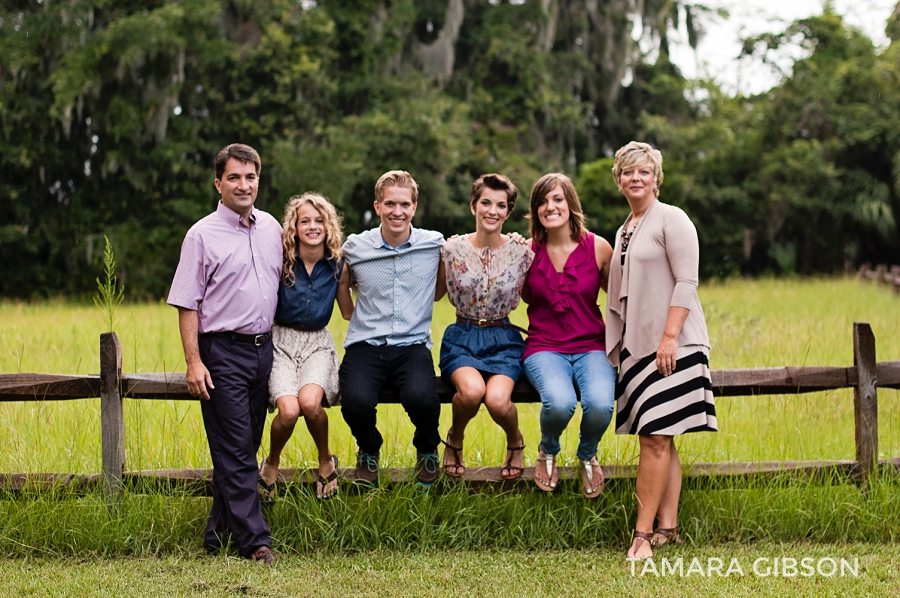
[1,277,899,474]
[1,278,899,595]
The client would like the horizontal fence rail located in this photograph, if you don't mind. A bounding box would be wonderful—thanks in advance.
[859,263,900,293]
[4,362,900,403]
[0,323,896,507]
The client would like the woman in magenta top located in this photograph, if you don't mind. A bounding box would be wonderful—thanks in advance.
[522,173,616,498]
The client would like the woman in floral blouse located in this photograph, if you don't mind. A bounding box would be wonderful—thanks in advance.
[436,174,534,480]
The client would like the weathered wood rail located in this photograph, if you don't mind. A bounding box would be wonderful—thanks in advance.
[859,263,900,294]
[1,324,898,508]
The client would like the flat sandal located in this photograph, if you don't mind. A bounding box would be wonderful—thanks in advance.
[441,430,465,478]
[652,526,683,548]
[501,443,526,480]
[626,530,654,561]
[534,452,557,492]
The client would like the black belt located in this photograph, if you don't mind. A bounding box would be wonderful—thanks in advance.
[456,317,528,335]
[202,331,271,346]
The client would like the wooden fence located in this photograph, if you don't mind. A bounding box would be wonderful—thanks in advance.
[2,323,899,511]
[859,263,900,293]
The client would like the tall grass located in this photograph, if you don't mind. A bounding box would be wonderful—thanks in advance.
[1,278,899,556]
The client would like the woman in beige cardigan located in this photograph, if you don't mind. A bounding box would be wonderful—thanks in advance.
[606,142,718,561]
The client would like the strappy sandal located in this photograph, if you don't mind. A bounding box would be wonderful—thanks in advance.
[579,457,605,498]
[626,530,654,561]
[315,454,339,500]
[441,429,465,478]
[258,460,277,505]
[652,526,683,548]
[534,451,557,492]
[501,443,526,480]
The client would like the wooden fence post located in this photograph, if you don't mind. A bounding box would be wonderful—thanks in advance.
[852,323,878,490]
[100,332,125,510]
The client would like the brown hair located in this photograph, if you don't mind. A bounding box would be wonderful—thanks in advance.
[214,144,261,180]
[527,173,587,244]
[374,170,419,204]
[612,141,664,197]
[469,173,518,213]
[281,192,344,285]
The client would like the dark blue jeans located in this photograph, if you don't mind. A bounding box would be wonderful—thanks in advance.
[198,333,272,557]
[339,342,441,455]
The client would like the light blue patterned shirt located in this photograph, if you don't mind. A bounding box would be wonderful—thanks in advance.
[343,225,445,348]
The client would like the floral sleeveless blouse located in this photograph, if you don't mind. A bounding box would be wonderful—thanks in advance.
[442,235,534,320]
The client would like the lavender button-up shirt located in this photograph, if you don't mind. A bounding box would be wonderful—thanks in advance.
[167,201,283,335]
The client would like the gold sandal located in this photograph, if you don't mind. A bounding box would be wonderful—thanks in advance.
[579,457,605,498]
[534,451,557,492]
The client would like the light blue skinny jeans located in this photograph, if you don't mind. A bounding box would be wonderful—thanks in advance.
[523,350,616,460]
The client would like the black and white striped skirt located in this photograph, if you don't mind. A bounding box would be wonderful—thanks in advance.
[615,345,717,435]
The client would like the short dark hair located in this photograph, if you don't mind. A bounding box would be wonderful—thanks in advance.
[214,144,261,180]
[469,173,518,212]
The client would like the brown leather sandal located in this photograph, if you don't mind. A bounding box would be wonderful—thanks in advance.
[501,444,526,480]
[626,530,654,561]
[441,430,465,478]
[652,526,683,548]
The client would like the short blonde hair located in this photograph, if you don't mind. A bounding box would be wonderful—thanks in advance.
[281,192,344,285]
[612,142,664,197]
[375,170,419,204]
[527,173,588,244]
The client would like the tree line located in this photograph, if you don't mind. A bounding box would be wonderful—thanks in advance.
[2,0,900,298]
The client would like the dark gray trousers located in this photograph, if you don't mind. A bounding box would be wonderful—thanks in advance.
[198,334,272,557]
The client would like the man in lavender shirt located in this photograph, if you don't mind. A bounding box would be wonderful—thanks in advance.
[167,144,282,564]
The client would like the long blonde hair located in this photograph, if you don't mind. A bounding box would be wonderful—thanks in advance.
[281,192,344,285]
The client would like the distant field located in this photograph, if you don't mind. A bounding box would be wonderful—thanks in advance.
[1,277,898,474]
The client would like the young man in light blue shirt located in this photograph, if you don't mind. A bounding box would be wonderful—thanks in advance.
[338,170,445,486]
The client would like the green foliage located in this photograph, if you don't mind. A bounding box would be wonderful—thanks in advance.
[4,2,900,295]
[577,158,631,236]
[93,235,124,332]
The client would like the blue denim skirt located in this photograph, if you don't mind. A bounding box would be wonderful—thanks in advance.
[439,321,526,382]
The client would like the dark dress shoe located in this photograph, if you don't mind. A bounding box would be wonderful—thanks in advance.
[250,546,277,564]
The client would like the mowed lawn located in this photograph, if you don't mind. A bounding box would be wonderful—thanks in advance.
[3,543,899,597]
[1,277,898,473]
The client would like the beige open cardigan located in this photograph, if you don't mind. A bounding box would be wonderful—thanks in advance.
[605,200,710,368]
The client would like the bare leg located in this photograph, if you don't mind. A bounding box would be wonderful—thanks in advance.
[482,375,524,476]
[296,384,335,496]
[653,441,682,539]
[261,394,301,486]
[627,435,673,559]
[444,367,486,475]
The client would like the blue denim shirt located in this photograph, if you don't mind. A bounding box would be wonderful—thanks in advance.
[273,253,343,329]
[342,225,444,348]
